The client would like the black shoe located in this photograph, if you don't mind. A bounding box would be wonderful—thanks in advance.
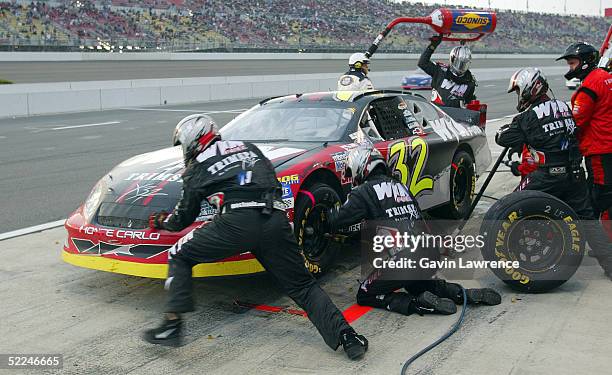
[464,288,502,306]
[143,318,183,347]
[340,329,368,360]
[415,291,457,315]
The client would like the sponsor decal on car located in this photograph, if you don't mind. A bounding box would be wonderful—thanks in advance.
[78,225,161,240]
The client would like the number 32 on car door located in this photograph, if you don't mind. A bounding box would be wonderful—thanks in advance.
[387,138,433,196]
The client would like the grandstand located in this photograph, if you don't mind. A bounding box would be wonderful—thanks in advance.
[0,0,608,53]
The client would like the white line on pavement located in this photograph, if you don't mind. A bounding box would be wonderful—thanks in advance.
[0,219,66,241]
[52,121,121,130]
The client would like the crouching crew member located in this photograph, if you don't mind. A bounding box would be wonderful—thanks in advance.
[143,114,368,360]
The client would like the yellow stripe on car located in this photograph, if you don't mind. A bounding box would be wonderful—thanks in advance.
[61,250,265,278]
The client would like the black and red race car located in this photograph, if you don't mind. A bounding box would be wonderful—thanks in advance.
[62,90,492,278]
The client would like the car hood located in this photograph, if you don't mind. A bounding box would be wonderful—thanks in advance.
[89,142,323,227]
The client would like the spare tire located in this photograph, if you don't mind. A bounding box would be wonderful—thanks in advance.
[480,190,585,293]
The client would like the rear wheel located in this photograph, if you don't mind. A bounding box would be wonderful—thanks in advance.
[294,183,342,276]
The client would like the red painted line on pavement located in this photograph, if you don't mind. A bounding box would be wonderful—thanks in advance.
[234,301,307,317]
[234,300,373,323]
[342,304,374,324]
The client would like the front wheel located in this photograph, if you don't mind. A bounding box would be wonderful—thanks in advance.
[431,150,476,219]
[294,183,342,276]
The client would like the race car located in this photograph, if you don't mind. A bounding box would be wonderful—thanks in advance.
[401,68,432,90]
[63,90,492,278]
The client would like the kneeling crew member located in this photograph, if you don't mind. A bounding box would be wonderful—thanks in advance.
[143,114,368,360]
[324,145,501,316]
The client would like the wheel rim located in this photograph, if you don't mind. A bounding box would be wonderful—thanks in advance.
[301,190,338,260]
[506,216,565,273]
[453,162,469,206]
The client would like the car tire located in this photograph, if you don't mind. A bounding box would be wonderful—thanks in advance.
[480,190,585,293]
[294,182,342,276]
[431,150,476,219]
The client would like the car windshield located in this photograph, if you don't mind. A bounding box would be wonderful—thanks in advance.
[221,103,354,142]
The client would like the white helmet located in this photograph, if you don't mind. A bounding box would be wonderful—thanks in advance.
[449,46,472,76]
[345,145,387,187]
[349,52,370,69]
[507,67,549,112]
[172,114,220,162]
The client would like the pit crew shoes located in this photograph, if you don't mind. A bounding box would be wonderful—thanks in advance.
[143,318,183,347]
[340,328,368,360]
[415,291,457,315]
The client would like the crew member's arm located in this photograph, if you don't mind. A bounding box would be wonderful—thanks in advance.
[154,170,206,232]
[495,115,527,150]
[571,87,597,130]
[418,35,442,77]
[466,77,478,103]
[326,189,369,232]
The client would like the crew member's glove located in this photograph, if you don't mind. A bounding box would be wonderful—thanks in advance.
[149,211,169,230]
[504,160,522,176]
[429,34,443,49]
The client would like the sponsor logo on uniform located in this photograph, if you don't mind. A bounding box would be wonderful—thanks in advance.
[340,76,354,86]
[532,100,571,120]
[372,181,413,203]
[440,79,469,97]
[207,151,259,175]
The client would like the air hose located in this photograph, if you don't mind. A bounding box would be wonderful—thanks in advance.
[400,288,467,374]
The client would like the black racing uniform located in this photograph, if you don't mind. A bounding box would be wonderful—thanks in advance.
[326,171,460,314]
[159,140,352,349]
[496,96,612,266]
[418,45,477,108]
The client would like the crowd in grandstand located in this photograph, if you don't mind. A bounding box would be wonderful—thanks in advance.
[0,0,608,53]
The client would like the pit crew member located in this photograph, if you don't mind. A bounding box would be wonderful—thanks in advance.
[496,67,612,280]
[322,145,501,316]
[143,114,368,360]
[418,35,477,108]
[337,52,375,91]
[557,42,612,218]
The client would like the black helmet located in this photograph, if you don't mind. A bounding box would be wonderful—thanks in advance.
[556,42,599,80]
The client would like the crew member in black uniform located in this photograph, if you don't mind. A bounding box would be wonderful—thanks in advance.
[418,35,477,108]
[496,67,612,279]
[323,146,501,316]
[143,114,368,359]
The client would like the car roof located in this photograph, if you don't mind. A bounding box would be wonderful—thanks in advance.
[260,90,428,106]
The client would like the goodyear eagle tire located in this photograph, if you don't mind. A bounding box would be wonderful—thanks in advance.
[480,190,585,293]
[432,150,476,219]
[294,183,341,276]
